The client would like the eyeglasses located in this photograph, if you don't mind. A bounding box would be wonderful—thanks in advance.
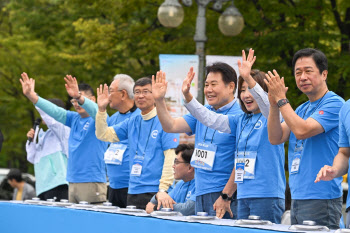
[174,159,189,165]
[109,89,124,94]
[134,90,152,96]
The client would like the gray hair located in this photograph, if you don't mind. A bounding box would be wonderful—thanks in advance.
[113,74,135,99]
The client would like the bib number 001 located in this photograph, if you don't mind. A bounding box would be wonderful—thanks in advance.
[195,149,208,159]
[190,143,217,171]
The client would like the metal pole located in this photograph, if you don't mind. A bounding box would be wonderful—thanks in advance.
[194,0,210,104]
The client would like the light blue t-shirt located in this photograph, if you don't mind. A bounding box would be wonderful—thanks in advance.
[36,97,108,183]
[229,113,286,199]
[339,100,350,208]
[113,114,179,194]
[288,91,344,200]
[169,179,196,203]
[107,108,140,189]
[183,100,242,196]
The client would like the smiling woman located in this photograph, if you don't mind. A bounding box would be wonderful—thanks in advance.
[182,49,286,223]
[238,69,268,115]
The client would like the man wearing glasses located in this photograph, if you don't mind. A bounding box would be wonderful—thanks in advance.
[20,73,108,204]
[95,77,179,209]
[146,144,196,216]
[68,74,140,207]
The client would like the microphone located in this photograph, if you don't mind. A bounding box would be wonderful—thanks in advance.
[28,118,42,145]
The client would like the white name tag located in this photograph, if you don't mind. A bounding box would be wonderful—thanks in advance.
[191,142,217,171]
[290,147,302,174]
[131,164,142,176]
[235,158,245,183]
[104,143,127,165]
[131,155,144,177]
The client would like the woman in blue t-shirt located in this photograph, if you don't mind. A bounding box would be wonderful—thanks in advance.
[179,49,286,223]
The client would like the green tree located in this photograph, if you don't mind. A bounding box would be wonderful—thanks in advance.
[0,0,349,174]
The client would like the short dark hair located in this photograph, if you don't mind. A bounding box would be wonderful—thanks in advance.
[78,83,94,96]
[238,69,268,114]
[175,144,195,163]
[7,168,23,182]
[133,77,152,91]
[48,98,66,110]
[292,48,328,75]
[206,62,238,94]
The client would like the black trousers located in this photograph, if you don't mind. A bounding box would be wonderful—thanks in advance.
[127,192,156,210]
[38,184,68,201]
[108,187,128,208]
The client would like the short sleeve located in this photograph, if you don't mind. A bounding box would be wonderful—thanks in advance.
[183,114,197,136]
[339,104,350,148]
[228,114,241,135]
[310,97,344,133]
[65,111,78,128]
[161,132,179,151]
[112,117,131,141]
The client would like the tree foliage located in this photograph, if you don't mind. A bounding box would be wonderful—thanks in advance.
[0,0,349,173]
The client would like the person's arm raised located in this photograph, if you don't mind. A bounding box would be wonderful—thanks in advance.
[95,84,120,142]
[20,72,67,124]
[182,68,231,133]
[20,72,38,104]
[152,70,191,133]
[265,70,323,140]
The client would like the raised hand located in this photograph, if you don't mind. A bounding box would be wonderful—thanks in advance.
[264,70,289,102]
[20,72,38,103]
[64,75,80,98]
[182,67,195,102]
[237,48,256,80]
[314,165,338,183]
[97,84,110,112]
[152,71,168,102]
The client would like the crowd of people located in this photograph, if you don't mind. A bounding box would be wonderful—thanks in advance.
[7,47,350,229]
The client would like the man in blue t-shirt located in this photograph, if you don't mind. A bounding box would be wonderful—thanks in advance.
[95,77,179,209]
[75,74,140,207]
[315,100,350,227]
[20,73,108,204]
[266,48,345,229]
[146,143,196,216]
[152,63,242,219]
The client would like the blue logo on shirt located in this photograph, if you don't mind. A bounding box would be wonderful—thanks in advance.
[254,120,263,129]
[151,130,158,138]
[83,122,90,130]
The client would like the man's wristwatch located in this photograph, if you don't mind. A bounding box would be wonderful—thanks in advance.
[220,192,232,201]
[277,98,289,108]
[158,189,168,193]
[73,91,82,100]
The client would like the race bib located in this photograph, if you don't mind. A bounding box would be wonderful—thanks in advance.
[131,155,144,176]
[104,143,127,165]
[235,151,257,180]
[191,142,217,171]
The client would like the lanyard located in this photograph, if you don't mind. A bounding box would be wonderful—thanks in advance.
[236,113,262,157]
[202,101,236,143]
[182,179,193,203]
[135,117,155,156]
[294,90,328,150]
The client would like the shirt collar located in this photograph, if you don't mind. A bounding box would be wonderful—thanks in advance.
[209,98,237,112]
[141,107,157,121]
